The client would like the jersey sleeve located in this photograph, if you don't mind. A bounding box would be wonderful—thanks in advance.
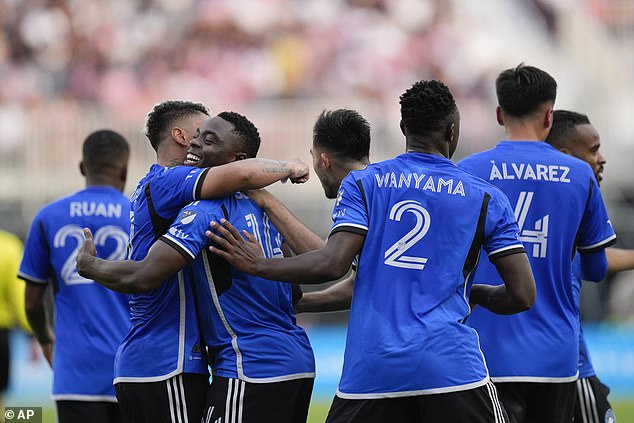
[577,177,616,253]
[483,190,526,260]
[152,166,209,217]
[160,200,224,262]
[18,211,52,285]
[329,175,369,237]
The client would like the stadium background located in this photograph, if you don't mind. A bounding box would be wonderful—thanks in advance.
[1,0,634,421]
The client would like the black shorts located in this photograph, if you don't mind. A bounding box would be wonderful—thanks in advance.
[495,381,576,423]
[574,376,616,423]
[325,381,508,423]
[115,373,208,423]
[202,376,314,423]
[0,329,9,393]
[56,401,122,423]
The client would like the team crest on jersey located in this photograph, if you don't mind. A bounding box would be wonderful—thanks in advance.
[180,210,197,225]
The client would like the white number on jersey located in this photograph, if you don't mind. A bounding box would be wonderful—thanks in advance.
[384,200,430,270]
[514,191,549,258]
[54,224,128,285]
[245,213,283,258]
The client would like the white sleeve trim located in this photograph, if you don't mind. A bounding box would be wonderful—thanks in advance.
[17,271,48,284]
[161,234,196,260]
[577,234,617,251]
[487,244,525,257]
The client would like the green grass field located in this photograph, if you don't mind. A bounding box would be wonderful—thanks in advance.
[37,400,634,422]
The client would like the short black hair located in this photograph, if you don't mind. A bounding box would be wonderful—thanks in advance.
[545,110,591,148]
[496,63,557,117]
[399,80,457,136]
[145,100,209,151]
[313,109,370,162]
[218,111,261,158]
[82,130,129,173]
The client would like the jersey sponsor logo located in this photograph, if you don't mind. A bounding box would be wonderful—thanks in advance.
[514,191,548,258]
[168,226,189,240]
[180,210,197,225]
[489,161,571,183]
[384,200,431,270]
[374,172,465,196]
[69,201,122,218]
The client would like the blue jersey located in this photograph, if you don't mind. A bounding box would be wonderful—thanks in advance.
[458,141,616,381]
[572,256,596,378]
[18,186,130,401]
[115,164,209,382]
[161,193,315,382]
[330,152,525,398]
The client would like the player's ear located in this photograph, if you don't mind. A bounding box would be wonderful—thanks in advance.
[171,127,188,147]
[558,146,571,155]
[496,106,504,126]
[234,152,248,161]
[543,106,554,130]
[321,152,331,169]
[399,120,406,136]
[445,122,455,144]
[79,160,86,177]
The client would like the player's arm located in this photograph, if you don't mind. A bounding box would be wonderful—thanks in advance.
[24,283,53,367]
[247,189,324,253]
[76,229,187,294]
[470,252,536,315]
[295,273,355,313]
[198,158,309,199]
[208,219,363,284]
[606,247,634,274]
[578,249,608,282]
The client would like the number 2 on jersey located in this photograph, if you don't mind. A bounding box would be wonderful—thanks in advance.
[384,200,431,270]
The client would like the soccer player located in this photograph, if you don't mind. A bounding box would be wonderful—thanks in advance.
[0,229,33,411]
[83,101,309,423]
[207,80,537,423]
[248,108,372,312]
[18,130,131,423]
[546,109,633,423]
[77,112,316,423]
[458,65,617,423]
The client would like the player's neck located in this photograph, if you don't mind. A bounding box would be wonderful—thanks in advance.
[156,143,186,167]
[503,123,546,142]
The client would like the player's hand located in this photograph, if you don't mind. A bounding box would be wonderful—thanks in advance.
[207,219,264,275]
[287,158,309,184]
[76,228,97,277]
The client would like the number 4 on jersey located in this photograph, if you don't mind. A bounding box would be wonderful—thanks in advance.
[514,191,548,258]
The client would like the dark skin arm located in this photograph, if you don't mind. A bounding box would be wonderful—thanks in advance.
[207,219,363,284]
[24,283,54,367]
[76,228,188,294]
[470,252,536,315]
[199,158,310,199]
[208,219,536,315]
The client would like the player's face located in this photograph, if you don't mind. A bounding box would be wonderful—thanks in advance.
[186,116,243,168]
[568,124,606,185]
[311,146,338,199]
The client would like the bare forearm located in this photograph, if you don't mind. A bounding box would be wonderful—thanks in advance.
[77,256,152,294]
[25,306,51,344]
[607,247,634,274]
[255,250,348,284]
[202,159,304,198]
[470,284,532,315]
[297,276,354,313]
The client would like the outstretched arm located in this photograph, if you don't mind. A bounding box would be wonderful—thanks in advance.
[199,158,309,199]
[296,273,355,313]
[76,228,188,294]
[247,189,324,254]
[606,247,634,274]
[470,252,536,315]
[207,219,362,284]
